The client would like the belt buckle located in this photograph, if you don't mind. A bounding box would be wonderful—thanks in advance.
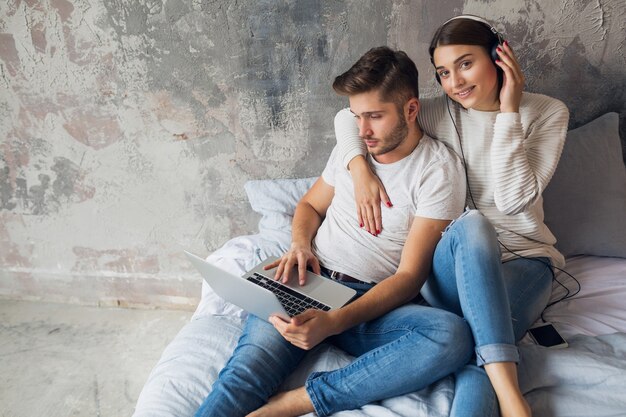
[329,270,339,280]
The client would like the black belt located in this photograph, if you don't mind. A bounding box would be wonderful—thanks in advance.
[319,266,373,285]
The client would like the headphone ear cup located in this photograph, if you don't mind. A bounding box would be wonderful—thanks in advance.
[490,43,500,63]
[490,42,504,87]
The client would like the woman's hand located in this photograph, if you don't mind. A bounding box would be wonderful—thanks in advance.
[349,156,391,236]
[495,41,525,113]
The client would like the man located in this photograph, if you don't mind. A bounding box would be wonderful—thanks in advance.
[194,46,471,417]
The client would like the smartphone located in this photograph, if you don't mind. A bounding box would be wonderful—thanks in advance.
[528,322,568,348]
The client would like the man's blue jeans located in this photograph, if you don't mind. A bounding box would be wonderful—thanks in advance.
[194,279,473,417]
[421,210,554,417]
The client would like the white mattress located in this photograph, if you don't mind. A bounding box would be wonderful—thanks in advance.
[133,234,626,417]
[540,255,626,339]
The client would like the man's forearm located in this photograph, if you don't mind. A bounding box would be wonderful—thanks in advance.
[327,216,447,336]
[329,271,425,335]
[291,200,324,248]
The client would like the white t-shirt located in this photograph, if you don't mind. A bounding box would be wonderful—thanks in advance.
[312,135,466,283]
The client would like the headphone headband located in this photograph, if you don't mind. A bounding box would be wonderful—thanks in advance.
[441,14,504,44]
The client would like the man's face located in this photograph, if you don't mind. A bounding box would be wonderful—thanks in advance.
[349,91,408,162]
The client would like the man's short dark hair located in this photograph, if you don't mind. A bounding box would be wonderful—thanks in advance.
[333,46,419,107]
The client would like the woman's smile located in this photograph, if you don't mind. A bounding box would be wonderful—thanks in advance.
[454,86,475,99]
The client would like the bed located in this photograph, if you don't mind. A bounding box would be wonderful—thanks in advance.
[132,111,626,417]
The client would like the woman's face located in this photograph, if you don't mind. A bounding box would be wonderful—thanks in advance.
[433,44,500,111]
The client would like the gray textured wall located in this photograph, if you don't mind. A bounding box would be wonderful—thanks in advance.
[1,0,624,309]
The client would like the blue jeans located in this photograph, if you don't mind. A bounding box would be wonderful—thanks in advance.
[194,280,473,417]
[421,210,553,417]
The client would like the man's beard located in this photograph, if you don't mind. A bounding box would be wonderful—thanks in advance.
[363,116,408,156]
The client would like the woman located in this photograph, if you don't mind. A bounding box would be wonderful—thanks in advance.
[334,15,569,417]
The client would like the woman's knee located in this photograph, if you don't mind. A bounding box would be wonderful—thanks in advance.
[456,210,496,237]
[443,210,499,254]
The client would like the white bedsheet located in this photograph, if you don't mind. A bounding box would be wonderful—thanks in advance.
[133,235,626,417]
[519,332,626,416]
[541,255,626,339]
[193,237,626,340]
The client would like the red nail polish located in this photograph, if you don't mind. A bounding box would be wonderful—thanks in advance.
[504,40,508,46]
[496,46,502,52]
[376,229,380,235]
[386,201,392,207]
[360,222,363,228]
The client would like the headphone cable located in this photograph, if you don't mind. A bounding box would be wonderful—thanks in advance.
[446,97,478,209]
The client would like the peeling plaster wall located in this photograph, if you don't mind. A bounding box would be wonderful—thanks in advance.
[1,0,624,309]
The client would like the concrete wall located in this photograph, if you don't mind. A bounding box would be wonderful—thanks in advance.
[1,0,624,309]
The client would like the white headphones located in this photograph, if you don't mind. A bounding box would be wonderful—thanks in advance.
[440,14,505,61]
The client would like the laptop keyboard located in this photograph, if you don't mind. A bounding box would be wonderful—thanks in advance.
[247,272,331,317]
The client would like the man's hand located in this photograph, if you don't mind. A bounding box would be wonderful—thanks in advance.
[269,309,340,350]
[263,243,321,285]
[263,177,333,285]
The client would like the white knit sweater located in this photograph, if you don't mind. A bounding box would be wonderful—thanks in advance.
[335,92,570,268]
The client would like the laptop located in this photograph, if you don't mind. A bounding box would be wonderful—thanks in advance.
[184,251,357,322]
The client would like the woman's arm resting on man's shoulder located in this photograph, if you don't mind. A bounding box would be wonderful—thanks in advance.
[335,108,391,234]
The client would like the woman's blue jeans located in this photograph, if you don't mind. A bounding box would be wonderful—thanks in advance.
[194,279,473,417]
[421,210,554,417]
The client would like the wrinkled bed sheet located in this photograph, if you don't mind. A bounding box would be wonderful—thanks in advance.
[133,235,626,417]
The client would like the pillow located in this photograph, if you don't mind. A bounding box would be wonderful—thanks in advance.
[193,178,318,320]
[244,177,318,237]
[543,112,626,258]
